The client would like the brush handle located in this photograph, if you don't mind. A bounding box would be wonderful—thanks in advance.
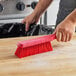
[18,33,56,48]
[46,33,56,41]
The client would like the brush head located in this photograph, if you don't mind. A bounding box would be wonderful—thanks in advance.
[15,34,56,58]
[15,42,53,58]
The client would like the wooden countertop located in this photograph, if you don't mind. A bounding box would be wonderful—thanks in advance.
[0,34,76,76]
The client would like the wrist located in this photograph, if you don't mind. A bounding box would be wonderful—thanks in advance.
[65,9,76,26]
[64,18,76,28]
[32,11,41,19]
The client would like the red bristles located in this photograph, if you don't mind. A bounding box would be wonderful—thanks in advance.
[15,34,56,58]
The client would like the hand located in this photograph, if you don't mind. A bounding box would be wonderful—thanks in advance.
[22,13,40,31]
[54,19,75,42]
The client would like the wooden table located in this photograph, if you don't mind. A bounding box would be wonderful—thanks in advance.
[0,34,76,76]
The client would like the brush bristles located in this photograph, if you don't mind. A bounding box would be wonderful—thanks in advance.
[15,42,53,58]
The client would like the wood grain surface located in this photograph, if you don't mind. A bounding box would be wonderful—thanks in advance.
[0,34,76,76]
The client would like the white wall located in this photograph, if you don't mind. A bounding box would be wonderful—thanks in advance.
[47,0,60,25]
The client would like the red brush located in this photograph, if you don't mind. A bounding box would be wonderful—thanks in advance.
[15,33,56,58]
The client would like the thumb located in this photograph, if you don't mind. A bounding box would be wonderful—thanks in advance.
[26,22,30,31]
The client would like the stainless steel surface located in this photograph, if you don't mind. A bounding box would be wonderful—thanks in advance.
[0,0,38,20]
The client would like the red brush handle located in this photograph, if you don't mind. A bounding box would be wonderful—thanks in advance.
[46,33,56,41]
[18,33,56,48]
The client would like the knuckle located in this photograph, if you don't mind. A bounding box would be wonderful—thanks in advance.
[63,28,66,31]
[65,28,69,32]
[58,28,63,32]
[64,28,69,32]
[59,28,66,32]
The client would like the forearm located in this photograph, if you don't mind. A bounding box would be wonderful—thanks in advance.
[32,0,53,17]
[65,9,76,26]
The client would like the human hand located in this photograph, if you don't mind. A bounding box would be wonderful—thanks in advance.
[22,13,40,31]
[54,19,75,42]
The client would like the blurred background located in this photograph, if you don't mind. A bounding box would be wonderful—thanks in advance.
[0,0,60,25]
[2,0,76,38]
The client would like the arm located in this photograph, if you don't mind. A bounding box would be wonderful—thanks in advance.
[65,9,76,26]
[22,0,53,31]
[55,9,76,42]
[32,0,53,18]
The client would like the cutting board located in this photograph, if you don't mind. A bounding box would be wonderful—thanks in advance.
[0,34,76,76]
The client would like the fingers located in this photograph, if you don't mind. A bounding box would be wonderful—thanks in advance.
[68,33,72,41]
[56,31,73,42]
[65,33,69,42]
[61,31,65,42]
[21,13,40,32]
[26,22,29,31]
[56,31,62,42]
[22,18,30,31]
